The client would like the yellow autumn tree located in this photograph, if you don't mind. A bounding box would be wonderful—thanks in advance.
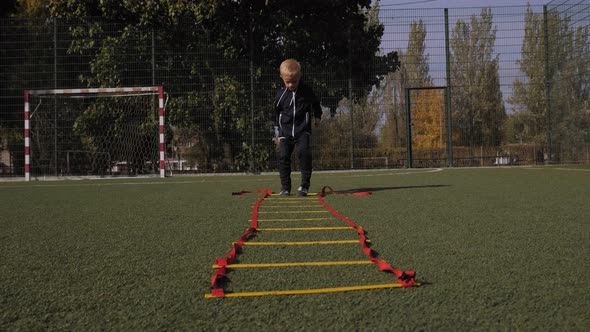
[413,88,445,149]
[17,0,50,17]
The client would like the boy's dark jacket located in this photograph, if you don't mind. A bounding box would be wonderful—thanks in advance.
[273,81,322,139]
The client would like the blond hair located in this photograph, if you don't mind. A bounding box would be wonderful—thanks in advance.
[279,59,301,78]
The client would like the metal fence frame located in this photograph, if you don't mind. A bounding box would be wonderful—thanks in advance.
[1,2,588,178]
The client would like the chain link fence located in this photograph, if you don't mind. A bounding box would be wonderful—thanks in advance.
[1,3,588,177]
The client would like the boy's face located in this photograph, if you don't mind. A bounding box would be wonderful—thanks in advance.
[281,73,300,91]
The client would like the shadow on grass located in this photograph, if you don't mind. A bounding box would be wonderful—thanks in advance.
[334,184,450,194]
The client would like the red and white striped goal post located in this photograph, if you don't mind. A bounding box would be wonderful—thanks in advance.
[23,86,166,181]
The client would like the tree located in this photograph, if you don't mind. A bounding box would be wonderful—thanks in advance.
[47,0,394,106]
[413,87,445,148]
[0,0,17,18]
[315,95,380,169]
[450,8,505,148]
[378,19,430,156]
[508,5,589,156]
[13,0,49,17]
[405,20,431,88]
[558,25,590,148]
[46,0,396,171]
[377,70,405,152]
[0,0,54,175]
[508,6,551,145]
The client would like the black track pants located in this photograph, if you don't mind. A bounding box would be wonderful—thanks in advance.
[278,134,312,192]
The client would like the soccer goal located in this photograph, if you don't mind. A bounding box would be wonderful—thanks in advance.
[24,86,166,181]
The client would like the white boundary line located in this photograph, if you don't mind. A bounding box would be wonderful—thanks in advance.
[326,168,443,178]
[502,166,590,172]
[550,167,590,172]
[0,168,444,187]
[6,166,590,187]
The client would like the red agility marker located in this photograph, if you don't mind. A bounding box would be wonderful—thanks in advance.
[318,186,416,287]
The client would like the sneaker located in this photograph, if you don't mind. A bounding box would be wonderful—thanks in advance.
[297,186,308,197]
[279,190,290,196]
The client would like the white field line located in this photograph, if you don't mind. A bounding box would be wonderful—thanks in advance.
[508,166,590,172]
[0,168,444,188]
[325,168,443,178]
[544,167,590,172]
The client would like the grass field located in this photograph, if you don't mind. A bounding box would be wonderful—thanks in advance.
[1,166,589,330]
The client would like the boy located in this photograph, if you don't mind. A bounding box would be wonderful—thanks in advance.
[273,59,322,197]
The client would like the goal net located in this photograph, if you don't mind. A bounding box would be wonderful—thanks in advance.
[24,86,166,181]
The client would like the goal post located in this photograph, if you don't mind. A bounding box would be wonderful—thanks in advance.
[24,86,166,181]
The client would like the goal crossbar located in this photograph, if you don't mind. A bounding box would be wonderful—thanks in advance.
[27,87,160,95]
[24,86,166,181]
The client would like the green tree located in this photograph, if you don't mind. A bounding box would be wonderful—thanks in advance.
[46,0,396,171]
[450,8,505,148]
[508,5,589,157]
[1,0,54,175]
[405,20,431,88]
[377,70,405,152]
[0,0,17,18]
[378,19,430,156]
[508,6,552,145]
[315,96,380,169]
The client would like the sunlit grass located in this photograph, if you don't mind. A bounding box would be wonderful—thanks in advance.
[1,167,588,330]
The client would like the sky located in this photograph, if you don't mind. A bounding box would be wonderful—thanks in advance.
[375,0,563,110]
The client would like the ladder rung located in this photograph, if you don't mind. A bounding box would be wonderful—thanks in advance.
[212,260,372,269]
[258,211,329,214]
[205,282,420,298]
[252,218,332,222]
[257,226,354,231]
[237,239,369,246]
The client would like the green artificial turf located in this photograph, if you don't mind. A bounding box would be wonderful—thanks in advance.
[1,166,589,330]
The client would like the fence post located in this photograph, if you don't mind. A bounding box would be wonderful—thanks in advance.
[53,19,58,176]
[151,29,156,86]
[249,11,255,171]
[405,88,413,168]
[348,29,354,169]
[444,8,453,167]
[543,5,552,164]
